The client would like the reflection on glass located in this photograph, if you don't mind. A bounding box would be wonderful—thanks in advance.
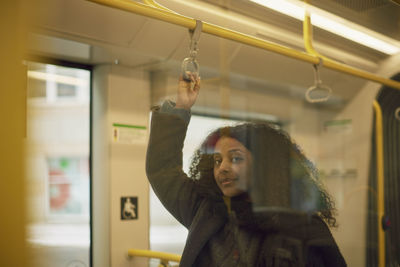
[26,62,90,267]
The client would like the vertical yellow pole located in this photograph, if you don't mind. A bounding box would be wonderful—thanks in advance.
[303,0,316,56]
[373,100,385,267]
[303,0,329,61]
[0,1,29,267]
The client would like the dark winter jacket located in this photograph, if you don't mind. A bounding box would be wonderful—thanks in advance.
[146,104,347,267]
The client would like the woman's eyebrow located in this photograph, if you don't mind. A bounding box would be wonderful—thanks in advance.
[228,148,245,154]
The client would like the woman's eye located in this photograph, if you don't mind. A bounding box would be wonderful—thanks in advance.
[232,156,243,163]
[214,158,221,165]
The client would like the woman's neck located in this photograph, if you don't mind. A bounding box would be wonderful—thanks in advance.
[222,195,231,213]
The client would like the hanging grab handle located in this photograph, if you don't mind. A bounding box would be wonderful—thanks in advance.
[181,20,202,82]
[305,58,332,103]
[189,19,202,54]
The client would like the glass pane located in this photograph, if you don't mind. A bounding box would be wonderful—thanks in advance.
[146,32,367,266]
[26,62,90,267]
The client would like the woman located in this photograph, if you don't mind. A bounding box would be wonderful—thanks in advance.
[146,73,346,266]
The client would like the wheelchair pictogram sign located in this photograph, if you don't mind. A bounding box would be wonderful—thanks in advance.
[121,196,138,220]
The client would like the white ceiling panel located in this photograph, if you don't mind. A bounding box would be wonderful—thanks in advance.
[37,0,148,46]
[128,19,188,59]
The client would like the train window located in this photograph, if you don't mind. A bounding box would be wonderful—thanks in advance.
[26,62,91,267]
[27,63,89,102]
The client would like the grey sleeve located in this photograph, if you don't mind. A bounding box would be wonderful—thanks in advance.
[160,100,191,124]
[146,103,201,228]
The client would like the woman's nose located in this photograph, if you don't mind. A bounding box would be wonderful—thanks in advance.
[219,159,231,172]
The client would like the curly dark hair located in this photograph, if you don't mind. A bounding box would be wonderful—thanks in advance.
[188,122,337,228]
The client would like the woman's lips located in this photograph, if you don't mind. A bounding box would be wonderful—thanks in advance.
[220,178,237,186]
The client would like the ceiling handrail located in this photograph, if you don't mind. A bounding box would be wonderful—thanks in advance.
[143,0,178,14]
[86,0,400,91]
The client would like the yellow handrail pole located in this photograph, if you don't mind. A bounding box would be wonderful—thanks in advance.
[324,60,399,89]
[128,249,181,263]
[143,0,176,13]
[86,0,400,91]
[88,0,319,64]
[301,0,398,93]
[304,5,400,90]
[143,0,155,7]
[373,100,385,267]
[303,12,317,57]
[303,0,329,61]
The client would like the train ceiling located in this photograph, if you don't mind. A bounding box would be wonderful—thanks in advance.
[29,0,400,108]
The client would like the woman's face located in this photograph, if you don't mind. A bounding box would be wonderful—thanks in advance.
[213,136,253,197]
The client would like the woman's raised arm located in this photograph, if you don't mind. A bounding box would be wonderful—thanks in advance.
[145,73,202,228]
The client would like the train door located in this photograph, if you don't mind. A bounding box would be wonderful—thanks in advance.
[25,61,92,267]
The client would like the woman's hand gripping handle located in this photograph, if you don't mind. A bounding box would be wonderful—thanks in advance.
[175,72,201,110]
